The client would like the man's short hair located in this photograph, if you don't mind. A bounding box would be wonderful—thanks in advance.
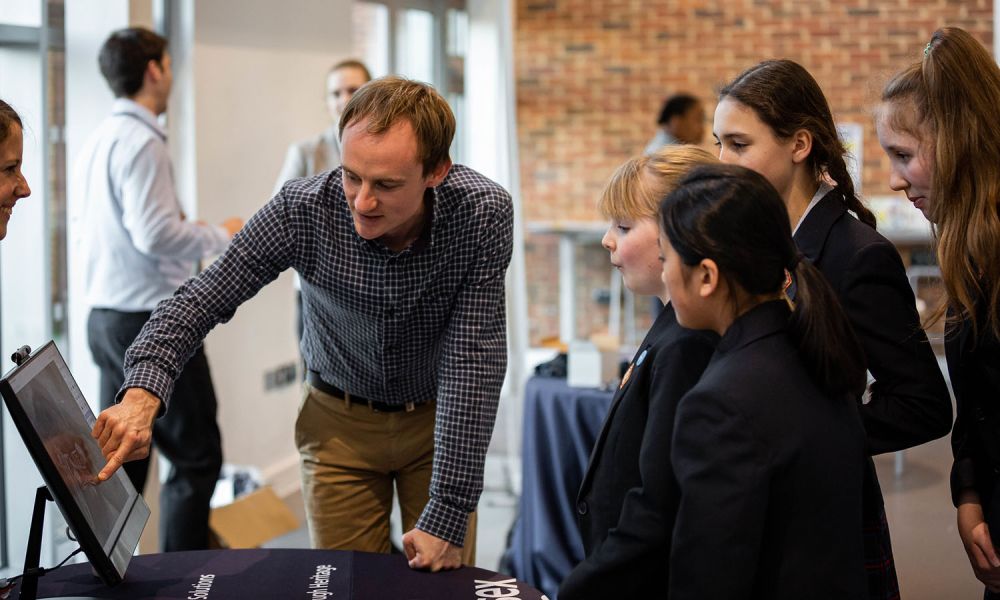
[656,93,701,125]
[98,27,168,98]
[339,76,455,175]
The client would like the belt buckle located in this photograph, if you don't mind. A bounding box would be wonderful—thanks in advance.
[405,401,415,413]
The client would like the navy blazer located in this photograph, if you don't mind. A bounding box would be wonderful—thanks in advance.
[559,303,717,599]
[793,191,951,454]
[669,301,867,600]
[947,314,1000,516]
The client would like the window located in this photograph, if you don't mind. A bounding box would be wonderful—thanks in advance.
[352,0,467,162]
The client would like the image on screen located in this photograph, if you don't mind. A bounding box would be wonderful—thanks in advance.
[0,341,148,586]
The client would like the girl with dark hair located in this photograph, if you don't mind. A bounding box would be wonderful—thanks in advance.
[714,58,952,600]
[0,99,31,241]
[877,27,1000,597]
[662,163,867,599]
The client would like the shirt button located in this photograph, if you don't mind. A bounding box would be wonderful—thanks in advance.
[576,501,588,516]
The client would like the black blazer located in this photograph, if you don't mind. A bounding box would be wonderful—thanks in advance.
[793,191,951,454]
[558,304,717,599]
[669,301,867,600]
[947,314,1000,521]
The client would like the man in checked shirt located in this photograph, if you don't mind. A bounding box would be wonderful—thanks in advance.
[91,76,514,571]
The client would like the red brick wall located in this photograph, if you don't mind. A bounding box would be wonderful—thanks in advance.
[515,0,993,345]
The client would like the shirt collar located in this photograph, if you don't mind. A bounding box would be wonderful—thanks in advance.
[112,98,167,140]
[792,181,833,236]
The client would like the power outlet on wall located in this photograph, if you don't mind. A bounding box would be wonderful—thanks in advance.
[264,362,299,391]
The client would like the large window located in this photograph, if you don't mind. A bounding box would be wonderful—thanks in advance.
[353,0,467,162]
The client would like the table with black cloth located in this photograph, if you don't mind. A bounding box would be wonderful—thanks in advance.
[502,375,614,599]
[16,548,545,599]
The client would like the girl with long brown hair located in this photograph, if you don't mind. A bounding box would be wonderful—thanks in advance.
[877,26,1000,597]
[714,58,952,600]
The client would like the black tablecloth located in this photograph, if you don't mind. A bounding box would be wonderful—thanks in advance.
[17,548,545,599]
[502,376,614,599]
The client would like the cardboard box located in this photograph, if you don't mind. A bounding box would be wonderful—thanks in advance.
[209,486,299,549]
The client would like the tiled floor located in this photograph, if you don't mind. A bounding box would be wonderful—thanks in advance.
[875,437,983,598]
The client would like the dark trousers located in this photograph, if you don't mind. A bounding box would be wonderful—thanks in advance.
[87,308,222,552]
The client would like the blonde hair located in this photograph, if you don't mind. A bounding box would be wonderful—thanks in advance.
[598,145,719,221]
[339,76,455,175]
[882,27,1000,341]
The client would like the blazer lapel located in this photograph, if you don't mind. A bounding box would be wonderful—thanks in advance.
[793,190,847,265]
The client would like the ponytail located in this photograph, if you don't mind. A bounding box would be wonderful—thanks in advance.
[663,163,867,399]
[720,59,877,230]
[788,259,867,397]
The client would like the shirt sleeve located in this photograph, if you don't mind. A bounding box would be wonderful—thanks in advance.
[842,240,952,454]
[120,192,298,405]
[119,138,230,260]
[414,191,514,546]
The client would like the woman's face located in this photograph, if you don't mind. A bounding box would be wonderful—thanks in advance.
[713,97,798,201]
[602,216,665,298]
[0,124,30,241]
[876,102,934,222]
[327,66,371,122]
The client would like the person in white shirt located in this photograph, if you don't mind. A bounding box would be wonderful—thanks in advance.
[71,27,242,552]
[643,93,706,155]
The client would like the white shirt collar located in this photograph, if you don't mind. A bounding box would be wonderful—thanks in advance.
[792,181,833,235]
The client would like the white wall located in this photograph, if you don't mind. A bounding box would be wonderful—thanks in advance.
[170,0,353,495]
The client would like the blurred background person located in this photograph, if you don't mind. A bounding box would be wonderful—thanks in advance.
[71,27,242,552]
[643,93,706,155]
[274,59,372,341]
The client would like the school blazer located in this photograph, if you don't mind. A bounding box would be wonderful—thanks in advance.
[793,191,951,454]
[558,304,717,600]
[669,301,867,600]
[947,315,1000,514]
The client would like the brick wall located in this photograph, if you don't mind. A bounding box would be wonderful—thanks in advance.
[515,0,993,345]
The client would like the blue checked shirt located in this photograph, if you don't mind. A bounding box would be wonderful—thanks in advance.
[122,164,514,545]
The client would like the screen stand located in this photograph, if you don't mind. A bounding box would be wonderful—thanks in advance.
[19,485,99,600]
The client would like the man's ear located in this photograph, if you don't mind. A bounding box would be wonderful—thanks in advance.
[425,158,452,188]
[790,128,813,165]
[697,258,720,299]
[144,59,164,86]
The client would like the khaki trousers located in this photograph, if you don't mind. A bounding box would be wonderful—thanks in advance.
[295,383,477,564]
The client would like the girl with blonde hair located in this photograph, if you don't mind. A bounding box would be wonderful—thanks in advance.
[559,145,719,599]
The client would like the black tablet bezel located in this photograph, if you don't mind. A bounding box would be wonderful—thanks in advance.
[0,341,148,586]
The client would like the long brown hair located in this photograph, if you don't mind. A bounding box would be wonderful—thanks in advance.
[881,27,1000,341]
[720,59,877,229]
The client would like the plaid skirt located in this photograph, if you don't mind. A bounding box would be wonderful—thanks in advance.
[864,495,900,600]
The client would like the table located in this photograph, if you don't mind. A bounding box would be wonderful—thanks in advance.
[16,548,545,599]
[502,376,614,599]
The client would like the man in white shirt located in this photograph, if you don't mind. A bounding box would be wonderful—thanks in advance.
[71,27,241,551]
